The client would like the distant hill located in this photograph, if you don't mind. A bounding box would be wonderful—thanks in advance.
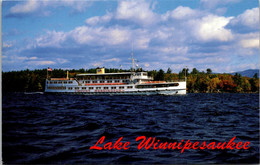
[229,69,259,78]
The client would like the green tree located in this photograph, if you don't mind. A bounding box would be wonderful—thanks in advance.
[253,73,258,79]
[166,68,172,74]
[154,69,165,81]
[191,68,199,75]
[206,68,212,74]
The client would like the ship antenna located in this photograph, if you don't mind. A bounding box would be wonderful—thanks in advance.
[131,43,135,71]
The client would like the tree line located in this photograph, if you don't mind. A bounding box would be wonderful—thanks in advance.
[2,68,259,93]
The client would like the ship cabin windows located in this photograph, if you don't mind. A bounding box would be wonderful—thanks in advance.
[82,87,86,90]
[107,80,113,83]
[64,81,67,84]
[100,81,105,83]
[68,87,73,90]
[69,81,73,84]
[119,86,124,89]
[127,86,133,89]
[135,83,179,89]
[78,74,131,81]
[115,80,120,83]
[104,87,109,89]
[75,87,79,90]
[111,87,116,89]
[85,81,90,83]
[122,80,128,83]
[96,87,101,90]
[92,81,97,83]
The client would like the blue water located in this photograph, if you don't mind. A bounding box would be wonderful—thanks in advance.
[2,93,259,164]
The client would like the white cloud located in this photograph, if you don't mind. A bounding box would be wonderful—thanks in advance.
[115,0,158,26]
[240,39,259,48]
[103,58,121,62]
[189,15,234,42]
[30,56,38,60]
[163,6,198,20]
[28,60,56,65]
[3,42,12,48]
[85,13,113,26]
[36,31,67,47]
[200,0,241,9]
[57,58,69,64]
[8,0,92,17]
[34,25,133,49]
[230,8,259,29]
[235,32,259,50]
[156,46,189,55]
[10,0,40,14]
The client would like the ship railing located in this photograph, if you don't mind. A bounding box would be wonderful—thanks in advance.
[132,76,153,79]
[166,79,186,82]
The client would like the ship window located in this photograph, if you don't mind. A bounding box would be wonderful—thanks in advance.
[119,86,124,89]
[100,81,105,83]
[64,81,67,84]
[96,87,101,89]
[68,87,73,90]
[89,87,94,90]
[143,73,147,76]
[54,81,57,84]
[82,87,86,90]
[92,81,97,83]
[75,87,79,90]
[135,83,179,89]
[127,86,133,89]
[69,81,73,84]
[104,87,109,89]
[107,80,112,83]
[115,80,120,83]
[111,87,116,89]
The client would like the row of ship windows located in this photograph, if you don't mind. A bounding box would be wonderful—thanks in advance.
[48,80,128,84]
[47,86,133,90]
[48,81,73,84]
[84,80,128,83]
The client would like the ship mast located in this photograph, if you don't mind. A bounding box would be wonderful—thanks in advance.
[131,43,135,72]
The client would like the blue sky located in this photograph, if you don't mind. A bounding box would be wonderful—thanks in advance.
[2,0,259,73]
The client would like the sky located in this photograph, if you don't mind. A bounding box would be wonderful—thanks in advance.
[2,0,259,73]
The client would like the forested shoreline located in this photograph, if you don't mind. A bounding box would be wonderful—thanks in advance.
[2,68,259,93]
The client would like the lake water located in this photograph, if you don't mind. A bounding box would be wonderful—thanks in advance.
[2,93,259,164]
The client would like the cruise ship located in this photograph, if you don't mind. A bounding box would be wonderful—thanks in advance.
[45,55,186,95]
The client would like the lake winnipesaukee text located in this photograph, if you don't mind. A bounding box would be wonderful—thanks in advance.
[90,136,250,153]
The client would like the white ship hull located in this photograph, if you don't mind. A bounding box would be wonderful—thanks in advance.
[45,80,186,95]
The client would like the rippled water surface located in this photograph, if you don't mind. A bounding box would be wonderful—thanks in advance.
[3,93,259,164]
